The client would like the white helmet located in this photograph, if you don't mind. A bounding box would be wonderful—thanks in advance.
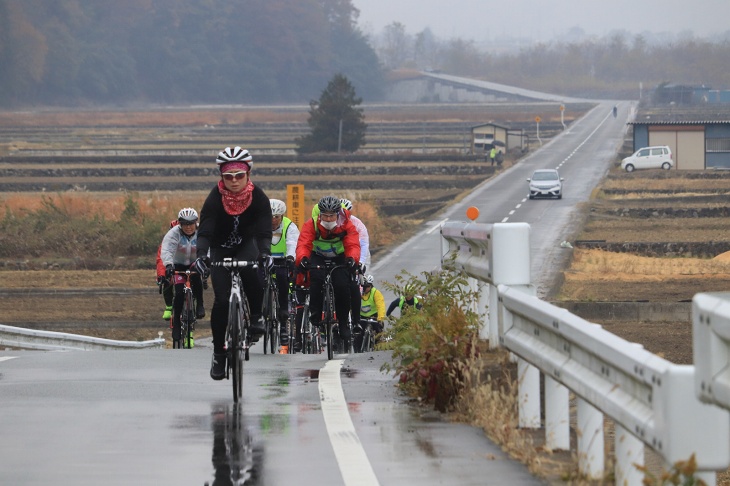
[270,199,286,216]
[215,146,253,169]
[177,207,198,224]
[363,274,374,286]
[340,198,353,211]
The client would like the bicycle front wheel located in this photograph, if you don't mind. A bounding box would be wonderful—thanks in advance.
[183,291,194,349]
[324,285,336,360]
[271,286,279,354]
[228,300,244,403]
[362,329,372,353]
[301,298,311,354]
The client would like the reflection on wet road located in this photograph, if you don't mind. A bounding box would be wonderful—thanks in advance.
[208,403,262,485]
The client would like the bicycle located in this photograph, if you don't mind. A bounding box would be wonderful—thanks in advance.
[171,269,199,349]
[211,258,257,403]
[354,317,379,353]
[261,262,279,355]
[311,260,351,360]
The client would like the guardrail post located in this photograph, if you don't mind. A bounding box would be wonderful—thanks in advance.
[488,283,499,347]
[545,376,570,451]
[577,397,604,479]
[518,357,541,428]
[615,424,643,486]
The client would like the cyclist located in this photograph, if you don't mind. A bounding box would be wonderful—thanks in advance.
[355,274,385,350]
[296,195,360,351]
[269,198,300,354]
[194,146,273,381]
[340,198,370,331]
[386,285,423,317]
[156,218,179,320]
[160,208,206,346]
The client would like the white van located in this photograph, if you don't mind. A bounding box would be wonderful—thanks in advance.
[621,146,673,172]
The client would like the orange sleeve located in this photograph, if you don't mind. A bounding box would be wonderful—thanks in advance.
[155,244,165,277]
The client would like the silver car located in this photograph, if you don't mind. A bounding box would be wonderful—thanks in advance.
[527,169,563,199]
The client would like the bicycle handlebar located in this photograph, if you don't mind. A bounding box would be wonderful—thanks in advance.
[211,259,258,269]
[173,270,199,276]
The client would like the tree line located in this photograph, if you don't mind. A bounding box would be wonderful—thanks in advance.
[371,22,730,100]
[3,1,730,108]
[0,0,383,107]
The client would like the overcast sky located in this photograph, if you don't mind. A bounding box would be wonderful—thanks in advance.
[353,0,730,43]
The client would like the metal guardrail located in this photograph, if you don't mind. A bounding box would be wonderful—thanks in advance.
[441,221,730,485]
[0,324,164,351]
[693,292,730,407]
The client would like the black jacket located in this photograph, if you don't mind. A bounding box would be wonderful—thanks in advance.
[196,184,272,259]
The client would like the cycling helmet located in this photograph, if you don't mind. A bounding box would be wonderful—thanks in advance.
[363,274,374,286]
[270,199,286,216]
[318,195,341,214]
[216,146,253,170]
[340,198,353,211]
[177,207,198,224]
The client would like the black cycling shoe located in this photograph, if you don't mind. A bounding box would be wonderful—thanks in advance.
[196,302,206,319]
[210,353,226,381]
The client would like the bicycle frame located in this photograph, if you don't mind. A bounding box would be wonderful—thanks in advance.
[171,269,198,349]
[356,317,379,353]
[310,261,349,360]
[261,264,279,355]
[212,259,257,403]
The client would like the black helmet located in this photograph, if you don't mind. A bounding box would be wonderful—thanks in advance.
[318,195,341,213]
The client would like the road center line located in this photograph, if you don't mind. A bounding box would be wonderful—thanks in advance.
[319,359,380,486]
[0,357,17,362]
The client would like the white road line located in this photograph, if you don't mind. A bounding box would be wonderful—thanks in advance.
[319,359,380,486]
[426,218,448,235]
[0,357,17,362]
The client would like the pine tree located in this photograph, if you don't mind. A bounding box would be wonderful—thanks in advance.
[296,74,367,153]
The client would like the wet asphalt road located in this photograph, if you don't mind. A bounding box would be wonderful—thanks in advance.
[0,344,543,485]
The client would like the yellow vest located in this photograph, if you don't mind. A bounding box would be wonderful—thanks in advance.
[271,218,292,258]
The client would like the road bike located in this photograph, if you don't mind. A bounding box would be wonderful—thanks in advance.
[171,269,199,349]
[211,258,257,403]
[261,262,279,355]
[313,260,351,360]
[293,277,320,355]
[354,317,379,353]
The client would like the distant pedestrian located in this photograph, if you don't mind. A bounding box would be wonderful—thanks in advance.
[489,146,497,166]
[496,149,504,167]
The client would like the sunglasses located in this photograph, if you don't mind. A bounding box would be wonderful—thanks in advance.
[222,172,247,181]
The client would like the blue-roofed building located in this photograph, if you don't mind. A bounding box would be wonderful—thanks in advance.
[628,105,730,169]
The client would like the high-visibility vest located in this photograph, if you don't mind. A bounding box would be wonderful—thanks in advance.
[271,217,292,258]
